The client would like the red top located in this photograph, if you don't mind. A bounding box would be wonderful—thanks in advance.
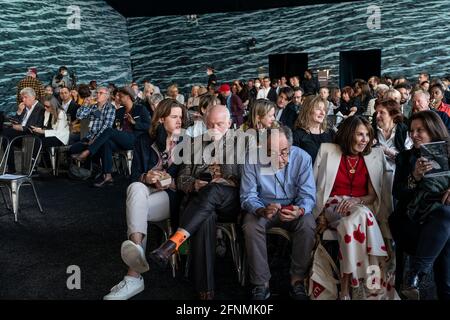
[437,102,450,117]
[330,155,369,197]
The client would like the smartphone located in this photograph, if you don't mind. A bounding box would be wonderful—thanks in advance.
[280,205,294,211]
[198,172,213,182]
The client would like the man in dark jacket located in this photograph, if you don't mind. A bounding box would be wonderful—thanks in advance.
[301,69,319,96]
[3,87,44,172]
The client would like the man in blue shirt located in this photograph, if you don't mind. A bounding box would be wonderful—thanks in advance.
[240,126,316,300]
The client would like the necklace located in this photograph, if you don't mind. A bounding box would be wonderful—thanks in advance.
[346,155,359,174]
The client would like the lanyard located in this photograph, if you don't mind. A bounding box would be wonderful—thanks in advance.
[274,165,289,200]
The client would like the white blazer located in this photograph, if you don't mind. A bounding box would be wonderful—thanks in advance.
[44,110,70,145]
[313,143,394,239]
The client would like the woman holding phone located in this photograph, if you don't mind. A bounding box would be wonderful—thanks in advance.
[390,110,450,300]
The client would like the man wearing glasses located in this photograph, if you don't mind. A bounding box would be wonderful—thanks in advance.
[68,87,115,158]
[240,126,316,300]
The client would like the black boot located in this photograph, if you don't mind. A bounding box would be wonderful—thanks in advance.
[149,240,176,268]
[402,271,426,300]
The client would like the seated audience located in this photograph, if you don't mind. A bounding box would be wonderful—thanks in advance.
[3,87,45,172]
[103,99,186,300]
[293,96,334,162]
[72,87,150,187]
[31,95,69,149]
[389,111,450,300]
[150,105,241,300]
[240,126,316,300]
[372,99,412,169]
[429,83,450,117]
[314,116,395,300]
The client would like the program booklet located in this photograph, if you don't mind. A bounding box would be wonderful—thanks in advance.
[420,141,450,177]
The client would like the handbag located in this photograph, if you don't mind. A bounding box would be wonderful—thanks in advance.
[308,240,340,300]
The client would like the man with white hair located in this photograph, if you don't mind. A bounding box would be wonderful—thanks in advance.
[3,87,45,172]
[412,90,450,133]
[69,86,115,157]
[366,84,390,117]
[149,105,241,300]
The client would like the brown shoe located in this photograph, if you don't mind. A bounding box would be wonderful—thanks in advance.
[199,291,214,300]
[149,240,176,268]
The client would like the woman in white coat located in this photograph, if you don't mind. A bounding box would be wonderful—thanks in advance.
[31,95,69,148]
[313,115,395,300]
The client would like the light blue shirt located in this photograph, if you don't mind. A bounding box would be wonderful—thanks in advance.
[240,146,316,215]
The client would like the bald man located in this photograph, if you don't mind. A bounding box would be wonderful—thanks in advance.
[151,105,241,299]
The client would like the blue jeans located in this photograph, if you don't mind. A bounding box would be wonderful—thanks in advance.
[98,129,135,173]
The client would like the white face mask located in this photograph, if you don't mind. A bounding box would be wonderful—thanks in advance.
[62,70,68,76]
[255,83,261,88]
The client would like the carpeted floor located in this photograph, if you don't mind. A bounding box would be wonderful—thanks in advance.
[0,172,294,300]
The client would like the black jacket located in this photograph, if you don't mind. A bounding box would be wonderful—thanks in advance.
[131,128,182,226]
[278,103,298,130]
[66,100,80,122]
[372,121,409,153]
[114,103,151,138]
[267,87,278,103]
[12,102,45,133]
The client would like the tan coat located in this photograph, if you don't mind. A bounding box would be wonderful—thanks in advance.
[312,143,394,239]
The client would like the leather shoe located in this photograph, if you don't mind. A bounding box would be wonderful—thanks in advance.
[149,240,176,268]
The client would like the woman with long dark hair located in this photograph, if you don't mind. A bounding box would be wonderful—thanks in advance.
[390,110,450,300]
[314,115,396,300]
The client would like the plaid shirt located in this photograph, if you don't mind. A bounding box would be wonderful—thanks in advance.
[76,102,115,140]
[17,76,45,104]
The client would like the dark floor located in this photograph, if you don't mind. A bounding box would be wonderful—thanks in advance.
[0,170,295,300]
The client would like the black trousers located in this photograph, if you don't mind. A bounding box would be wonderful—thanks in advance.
[180,183,240,293]
[390,206,450,300]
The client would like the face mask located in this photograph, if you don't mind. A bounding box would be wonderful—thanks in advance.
[255,83,261,88]
[62,70,68,76]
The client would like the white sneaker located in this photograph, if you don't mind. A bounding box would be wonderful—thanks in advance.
[103,276,144,300]
[121,240,149,274]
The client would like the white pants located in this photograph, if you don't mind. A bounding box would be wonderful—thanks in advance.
[126,182,170,250]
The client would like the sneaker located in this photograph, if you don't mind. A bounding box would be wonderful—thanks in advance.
[103,276,144,300]
[251,285,271,300]
[289,281,309,300]
[121,240,149,274]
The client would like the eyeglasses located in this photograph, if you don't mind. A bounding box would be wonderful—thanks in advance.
[270,149,290,159]
[44,104,51,108]
[97,91,108,96]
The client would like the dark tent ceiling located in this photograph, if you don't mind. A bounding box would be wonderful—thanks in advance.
[105,0,359,17]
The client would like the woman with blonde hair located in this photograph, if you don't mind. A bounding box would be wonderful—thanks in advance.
[241,98,278,131]
[293,96,334,162]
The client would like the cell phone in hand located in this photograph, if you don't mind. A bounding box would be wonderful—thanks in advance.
[281,205,294,211]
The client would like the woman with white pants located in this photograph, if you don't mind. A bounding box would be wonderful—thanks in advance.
[104,98,187,300]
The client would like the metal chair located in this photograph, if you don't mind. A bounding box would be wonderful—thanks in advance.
[0,135,43,221]
[150,219,178,278]
[113,149,134,176]
[217,222,243,284]
[0,136,11,209]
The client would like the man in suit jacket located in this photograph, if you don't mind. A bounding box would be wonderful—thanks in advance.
[3,87,44,172]
[59,86,79,122]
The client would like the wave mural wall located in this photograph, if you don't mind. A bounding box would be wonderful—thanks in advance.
[127,0,450,96]
[0,0,132,112]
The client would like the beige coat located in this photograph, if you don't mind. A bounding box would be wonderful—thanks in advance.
[313,143,394,239]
